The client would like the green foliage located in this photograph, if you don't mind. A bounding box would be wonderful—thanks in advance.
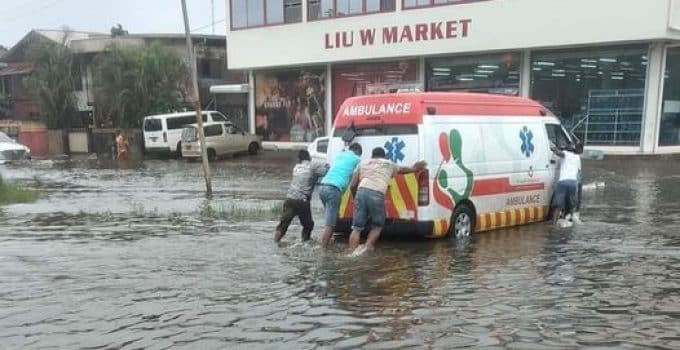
[0,176,38,205]
[198,202,280,221]
[23,35,78,129]
[93,42,190,128]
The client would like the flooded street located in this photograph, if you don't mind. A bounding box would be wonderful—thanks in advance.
[0,153,679,349]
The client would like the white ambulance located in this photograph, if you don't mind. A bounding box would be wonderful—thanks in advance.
[327,92,582,238]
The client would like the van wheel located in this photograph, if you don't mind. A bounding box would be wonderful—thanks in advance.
[248,142,259,155]
[449,203,475,238]
[207,149,217,162]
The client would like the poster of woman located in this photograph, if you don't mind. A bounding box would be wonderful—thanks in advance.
[255,69,326,142]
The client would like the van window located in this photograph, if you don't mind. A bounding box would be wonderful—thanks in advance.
[332,125,418,137]
[545,124,572,149]
[204,124,224,137]
[167,114,208,130]
[181,127,198,142]
[211,112,228,122]
[144,119,162,132]
[317,139,328,153]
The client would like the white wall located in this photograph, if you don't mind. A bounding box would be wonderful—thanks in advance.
[227,0,674,70]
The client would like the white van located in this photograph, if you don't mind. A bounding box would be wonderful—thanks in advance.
[327,92,582,238]
[142,111,229,156]
[180,122,261,161]
[307,136,329,164]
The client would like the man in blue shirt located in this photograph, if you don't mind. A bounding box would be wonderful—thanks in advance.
[320,143,362,249]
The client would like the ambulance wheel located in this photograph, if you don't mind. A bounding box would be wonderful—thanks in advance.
[450,204,474,238]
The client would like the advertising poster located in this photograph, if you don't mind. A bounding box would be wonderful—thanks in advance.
[255,69,326,142]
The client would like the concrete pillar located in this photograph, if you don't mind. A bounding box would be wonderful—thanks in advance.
[418,56,426,91]
[325,63,333,136]
[248,69,256,134]
[641,42,665,154]
[520,49,532,98]
[302,0,308,22]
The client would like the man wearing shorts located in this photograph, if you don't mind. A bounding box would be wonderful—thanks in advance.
[275,150,328,242]
[551,145,581,225]
[319,143,363,249]
[348,147,426,253]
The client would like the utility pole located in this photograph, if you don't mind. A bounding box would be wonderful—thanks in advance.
[211,0,215,35]
[181,0,212,197]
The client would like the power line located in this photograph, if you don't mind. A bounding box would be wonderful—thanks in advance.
[0,0,58,20]
[190,18,226,33]
[0,0,70,25]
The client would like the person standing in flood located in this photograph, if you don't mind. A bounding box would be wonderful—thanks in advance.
[320,143,363,249]
[550,144,581,226]
[115,130,129,161]
[348,147,426,254]
[275,150,329,243]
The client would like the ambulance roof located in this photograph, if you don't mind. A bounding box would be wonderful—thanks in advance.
[334,92,552,127]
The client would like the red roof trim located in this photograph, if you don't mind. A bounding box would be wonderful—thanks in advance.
[334,92,551,128]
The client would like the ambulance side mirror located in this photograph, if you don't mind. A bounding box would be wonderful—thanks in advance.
[341,123,357,143]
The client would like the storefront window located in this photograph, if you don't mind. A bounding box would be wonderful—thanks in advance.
[403,0,484,9]
[231,0,302,29]
[660,47,680,146]
[426,52,520,95]
[308,0,395,20]
[255,69,326,142]
[332,60,419,117]
[531,46,648,147]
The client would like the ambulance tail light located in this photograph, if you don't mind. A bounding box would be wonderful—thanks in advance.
[417,170,429,206]
[163,132,167,143]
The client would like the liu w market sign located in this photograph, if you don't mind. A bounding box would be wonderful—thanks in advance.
[324,19,472,49]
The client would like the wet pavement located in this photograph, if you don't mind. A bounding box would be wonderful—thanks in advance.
[0,153,679,349]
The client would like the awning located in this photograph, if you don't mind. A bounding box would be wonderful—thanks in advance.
[0,66,32,76]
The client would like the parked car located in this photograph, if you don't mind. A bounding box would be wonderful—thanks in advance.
[142,111,229,157]
[307,136,328,164]
[0,132,30,163]
[180,122,261,161]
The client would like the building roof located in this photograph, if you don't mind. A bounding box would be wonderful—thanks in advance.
[2,29,105,62]
[0,62,32,77]
[3,29,226,59]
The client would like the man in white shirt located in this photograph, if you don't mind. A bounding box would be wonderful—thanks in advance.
[348,147,426,253]
[551,144,582,225]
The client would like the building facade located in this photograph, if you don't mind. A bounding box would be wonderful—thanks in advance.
[1,30,247,130]
[69,33,246,129]
[226,0,680,154]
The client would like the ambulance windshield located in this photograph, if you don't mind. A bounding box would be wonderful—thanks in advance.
[333,125,418,137]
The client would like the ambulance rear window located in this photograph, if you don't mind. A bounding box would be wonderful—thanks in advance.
[333,125,418,137]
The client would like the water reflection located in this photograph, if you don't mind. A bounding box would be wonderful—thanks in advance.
[0,156,678,349]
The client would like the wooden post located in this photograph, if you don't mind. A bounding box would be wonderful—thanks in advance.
[181,0,212,197]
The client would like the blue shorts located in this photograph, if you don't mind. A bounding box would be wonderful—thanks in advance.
[552,180,578,211]
[352,188,386,232]
[319,184,342,228]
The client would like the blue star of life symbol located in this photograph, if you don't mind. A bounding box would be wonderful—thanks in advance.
[520,126,535,158]
[384,137,406,163]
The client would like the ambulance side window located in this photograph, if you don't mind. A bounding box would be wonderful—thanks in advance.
[545,124,570,149]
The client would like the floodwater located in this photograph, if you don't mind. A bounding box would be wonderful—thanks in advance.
[0,153,679,350]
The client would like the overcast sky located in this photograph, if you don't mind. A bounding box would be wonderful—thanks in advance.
[0,0,227,48]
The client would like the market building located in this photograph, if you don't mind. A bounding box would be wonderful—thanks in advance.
[225,0,680,154]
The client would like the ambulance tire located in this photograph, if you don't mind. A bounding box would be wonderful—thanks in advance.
[450,204,475,238]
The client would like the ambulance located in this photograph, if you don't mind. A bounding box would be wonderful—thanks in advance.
[327,92,582,238]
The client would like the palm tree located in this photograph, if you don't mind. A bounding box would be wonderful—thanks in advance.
[93,42,189,128]
[24,33,78,153]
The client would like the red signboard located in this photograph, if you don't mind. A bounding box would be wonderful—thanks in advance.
[325,19,472,49]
